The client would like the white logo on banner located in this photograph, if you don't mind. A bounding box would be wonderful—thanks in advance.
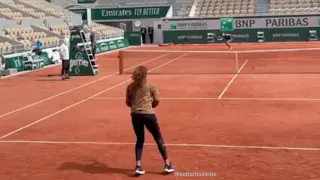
[70,52,89,74]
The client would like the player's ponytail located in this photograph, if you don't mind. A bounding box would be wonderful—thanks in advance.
[131,66,148,94]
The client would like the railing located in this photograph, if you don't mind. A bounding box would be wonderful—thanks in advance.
[1,31,125,55]
[168,11,320,19]
[0,43,59,55]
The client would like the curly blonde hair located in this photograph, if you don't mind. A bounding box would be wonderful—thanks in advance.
[131,65,148,85]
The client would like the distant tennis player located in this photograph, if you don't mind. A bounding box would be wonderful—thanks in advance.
[218,32,233,50]
[125,65,174,175]
[59,38,70,80]
[90,31,96,59]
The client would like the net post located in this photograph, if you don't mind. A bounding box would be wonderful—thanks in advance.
[119,50,124,75]
[235,51,239,71]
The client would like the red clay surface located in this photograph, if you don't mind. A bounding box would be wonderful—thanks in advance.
[1,144,319,180]
[5,99,320,148]
[223,74,320,99]
[94,75,233,98]
[123,43,320,74]
[1,42,320,180]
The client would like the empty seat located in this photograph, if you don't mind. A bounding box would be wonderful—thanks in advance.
[270,0,319,14]
[193,0,256,17]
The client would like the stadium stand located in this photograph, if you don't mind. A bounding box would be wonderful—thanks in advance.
[0,2,38,23]
[0,35,19,54]
[90,22,124,39]
[174,0,194,17]
[0,12,13,20]
[0,0,124,55]
[10,0,59,19]
[31,25,62,47]
[194,0,255,17]
[55,0,259,18]
[269,0,320,14]
[0,0,62,53]
[22,0,65,18]
[58,0,320,17]
[47,24,70,37]
[0,21,63,51]
[7,0,315,51]
[55,0,173,8]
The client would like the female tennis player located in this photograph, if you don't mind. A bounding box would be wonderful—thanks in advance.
[125,65,174,175]
[218,32,233,50]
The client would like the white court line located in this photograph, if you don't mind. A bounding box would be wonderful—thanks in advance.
[90,97,220,100]
[90,97,320,101]
[0,140,319,151]
[0,63,59,79]
[147,54,188,72]
[218,60,248,99]
[0,50,170,119]
[0,47,129,80]
[223,97,320,101]
[256,58,320,60]
[0,54,188,140]
[91,97,126,100]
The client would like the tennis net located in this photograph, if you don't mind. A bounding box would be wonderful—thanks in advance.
[118,48,320,74]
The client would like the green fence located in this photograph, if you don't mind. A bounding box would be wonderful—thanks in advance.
[5,51,51,72]
[163,27,320,44]
[4,37,130,73]
[95,37,129,54]
[125,31,141,46]
[162,15,320,43]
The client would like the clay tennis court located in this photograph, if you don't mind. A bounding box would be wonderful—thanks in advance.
[0,42,320,180]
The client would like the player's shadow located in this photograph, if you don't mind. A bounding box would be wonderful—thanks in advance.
[34,79,63,81]
[57,161,163,177]
[34,74,63,81]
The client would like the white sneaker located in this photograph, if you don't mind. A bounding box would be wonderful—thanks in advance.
[164,163,175,173]
[135,166,145,175]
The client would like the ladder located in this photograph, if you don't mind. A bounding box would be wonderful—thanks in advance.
[79,29,99,73]
[68,25,99,76]
[0,55,2,79]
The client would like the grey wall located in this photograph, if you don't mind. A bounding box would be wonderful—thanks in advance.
[69,13,82,25]
[100,21,133,31]
[21,18,44,26]
[0,19,19,29]
[46,18,66,26]
[153,21,163,44]
[131,18,163,44]
[131,18,159,31]
[95,18,162,44]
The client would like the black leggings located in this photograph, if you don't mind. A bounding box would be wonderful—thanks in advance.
[131,113,168,161]
[92,45,96,58]
[32,48,42,55]
[61,60,70,75]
